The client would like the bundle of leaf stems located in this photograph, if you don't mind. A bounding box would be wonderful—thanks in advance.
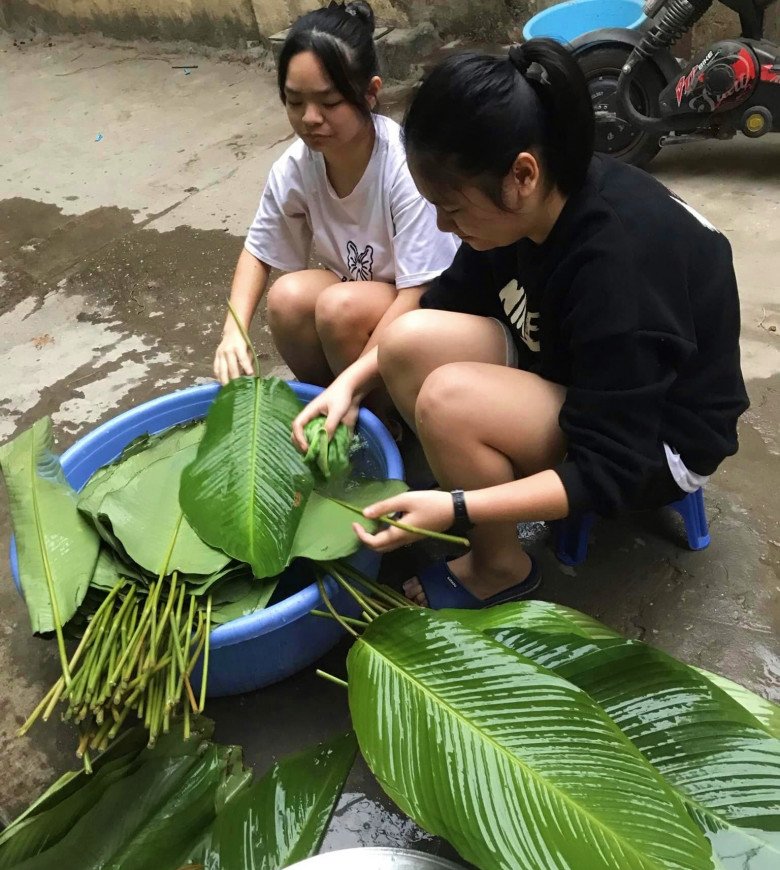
[311,560,412,662]
[19,570,213,771]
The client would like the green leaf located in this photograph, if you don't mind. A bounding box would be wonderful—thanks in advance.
[209,574,279,625]
[89,547,124,593]
[0,417,100,633]
[182,563,252,597]
[180,377,315,579]
[180,377,408,577]
[192,731,356,869]
[99,444,230,575]
[0,722,229,870]
[77,422,203,520]
[291,478,408,562]
[450,598,621,640]
[455,605,780,870]
[77,422,208,570]
[694,668,780,740]
[458,601,780,740]
[347,608,714,870]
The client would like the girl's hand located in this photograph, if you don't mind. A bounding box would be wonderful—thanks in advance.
[292,376,361,452]
[353,490,455,553]
[214,330,255,385]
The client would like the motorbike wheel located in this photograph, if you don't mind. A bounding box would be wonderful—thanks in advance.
[577,46,667,169]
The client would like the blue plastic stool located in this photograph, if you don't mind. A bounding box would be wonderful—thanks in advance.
[554,488,711,567]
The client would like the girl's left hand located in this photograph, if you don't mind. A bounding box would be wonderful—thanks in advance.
[353,490,455,553]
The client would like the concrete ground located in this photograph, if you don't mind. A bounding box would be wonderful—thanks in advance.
[0,34,778,858]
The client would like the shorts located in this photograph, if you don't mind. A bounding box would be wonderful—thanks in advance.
[489,318,709,509]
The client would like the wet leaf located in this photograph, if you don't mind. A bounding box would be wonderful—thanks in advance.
[454,602,780,869]
[0,417,100,632]
[348,608,714,870]
[180,377,406,577]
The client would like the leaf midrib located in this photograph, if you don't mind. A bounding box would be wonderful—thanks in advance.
[358,635,700,870]
[245,379,261,560]
[30,426,61,635]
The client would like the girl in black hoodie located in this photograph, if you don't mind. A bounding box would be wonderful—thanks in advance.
[293,38,749,609]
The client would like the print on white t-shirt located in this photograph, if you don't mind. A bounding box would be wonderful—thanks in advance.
[244,114,459,289]
[346,241,374,281]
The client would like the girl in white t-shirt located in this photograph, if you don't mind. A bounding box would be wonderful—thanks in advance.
[213,1,458,394]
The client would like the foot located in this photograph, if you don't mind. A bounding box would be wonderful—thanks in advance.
[404,549,535,607]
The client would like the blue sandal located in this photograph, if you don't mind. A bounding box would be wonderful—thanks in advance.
[416,555,542,610]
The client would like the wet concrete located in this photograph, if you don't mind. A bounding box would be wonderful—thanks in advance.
[0,34,779,859]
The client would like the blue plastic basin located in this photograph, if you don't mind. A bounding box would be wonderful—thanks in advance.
[9,382,403,696]
[523,0,645,43]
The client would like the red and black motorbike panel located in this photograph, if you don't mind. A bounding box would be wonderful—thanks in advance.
[662,41,760,117]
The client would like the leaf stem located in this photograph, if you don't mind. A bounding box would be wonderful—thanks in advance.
[315,669,348,689]
[227,299,260,377]
[328,497,470,548]
[327,569,381,619]
[198,595,212,713]
[317,578,358,638]
[310,609,368,629]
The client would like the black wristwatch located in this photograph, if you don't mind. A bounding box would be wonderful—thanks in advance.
[450,489,474,535]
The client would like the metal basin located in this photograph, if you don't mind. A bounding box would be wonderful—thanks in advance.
[288,848,465,869]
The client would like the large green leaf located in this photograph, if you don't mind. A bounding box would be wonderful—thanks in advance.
[455,601,780,740]
[180,377,408,578]
[180,377,315,579]
[0,417,100,632]
[77,423,204,516]
[99,444,230,575]
[191,731,357,869]
[347,608,714,870]
[453,604,780,869]
[77,422,204,546]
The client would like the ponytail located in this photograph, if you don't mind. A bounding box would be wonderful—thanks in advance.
[403,39,595,200]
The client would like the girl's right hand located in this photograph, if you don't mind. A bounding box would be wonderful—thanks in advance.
[213,330,256,385]
[292,376,361,452]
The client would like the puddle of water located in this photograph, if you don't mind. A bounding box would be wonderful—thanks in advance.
[0,291,189,442]
[321,792,434,853]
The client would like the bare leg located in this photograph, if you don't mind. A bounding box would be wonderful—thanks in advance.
[377,310,566,605]
[378,310,511,430]
[315,281,397,374]
[403,362,567,605]
[266,270,340,386]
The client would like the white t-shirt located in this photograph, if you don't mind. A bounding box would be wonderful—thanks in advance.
[244,114,459,289]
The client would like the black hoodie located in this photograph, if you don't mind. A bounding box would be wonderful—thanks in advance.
[421,156,749,515]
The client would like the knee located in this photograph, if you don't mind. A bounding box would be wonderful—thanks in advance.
[415,363,470,437]
[314,282,370,340]
[266,273,316,329]
[377,310,440,380]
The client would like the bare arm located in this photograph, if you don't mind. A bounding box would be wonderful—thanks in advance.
[291,286,424,448]
[355,471,570,553]
[466,470,570,523]
[214,249,271,384]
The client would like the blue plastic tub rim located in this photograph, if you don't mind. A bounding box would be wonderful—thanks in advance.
[8,380,404,650]
[522,0,646,42]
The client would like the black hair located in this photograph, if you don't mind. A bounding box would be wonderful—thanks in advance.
[403,38,595,202]
[277,1,379,118]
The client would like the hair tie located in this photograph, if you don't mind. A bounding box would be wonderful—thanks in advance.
[508,44,531,76]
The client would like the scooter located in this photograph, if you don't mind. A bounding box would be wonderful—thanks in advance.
[572,0,780,166]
